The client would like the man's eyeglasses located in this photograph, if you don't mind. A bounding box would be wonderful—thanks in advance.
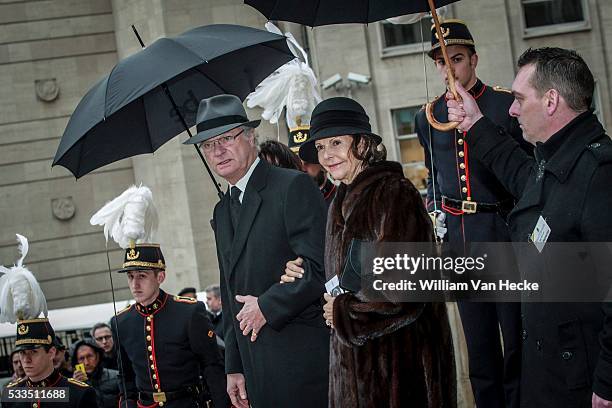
[95,335,112,342]
[199,129,245,152]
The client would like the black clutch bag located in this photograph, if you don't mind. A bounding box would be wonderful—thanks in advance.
[339,239,365,293]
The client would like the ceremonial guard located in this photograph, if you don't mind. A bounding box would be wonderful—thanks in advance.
[90,186,229,408]
[246,23,336,206]
[415,20,530,408]
[0,235,96,408]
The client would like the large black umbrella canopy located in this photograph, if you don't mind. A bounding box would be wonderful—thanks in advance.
[53,24,295,179]
[245,0,459,26]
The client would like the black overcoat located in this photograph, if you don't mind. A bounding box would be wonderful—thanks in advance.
[467,111,612,407]
[212,159,330,408]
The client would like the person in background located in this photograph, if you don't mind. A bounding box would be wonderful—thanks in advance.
[259,140,303,171]
[204,284,224,340]
[71,338,120,408]
[52,336,72,377]
[178,287,198,299]
[91,322,118,370]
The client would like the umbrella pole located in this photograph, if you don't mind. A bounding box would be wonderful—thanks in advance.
[424,0,460,131]
[131,26,224,199]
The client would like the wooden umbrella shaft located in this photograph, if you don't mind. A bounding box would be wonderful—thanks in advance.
[425,0,460,131]
[427,0,458,99]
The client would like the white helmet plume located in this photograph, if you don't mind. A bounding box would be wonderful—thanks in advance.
[246,22,321,130]
[89,185,158,249]
[0,234,48,323]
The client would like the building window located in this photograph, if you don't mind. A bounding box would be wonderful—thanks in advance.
[380,18,432,57]
[522,0,589,37]
[392,106,428,193]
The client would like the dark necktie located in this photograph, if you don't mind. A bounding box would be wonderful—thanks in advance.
[230,186,242,230]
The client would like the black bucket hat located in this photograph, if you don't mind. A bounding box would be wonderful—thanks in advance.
[298,97,381,164]
[183,94,260,145]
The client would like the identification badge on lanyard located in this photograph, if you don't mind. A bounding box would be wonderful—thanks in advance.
[530,215,551,253]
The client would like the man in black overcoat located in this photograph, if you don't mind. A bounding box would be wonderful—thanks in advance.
[184,94,330,408]
[447,46,612,408]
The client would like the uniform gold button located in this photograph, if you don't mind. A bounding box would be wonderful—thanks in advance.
[146,316,151,322]
[462,187,468,193]
[153,374,157,379]
[459,163,465,169]
[458,139,464,145]
[461,175,466,181]
[146,335,151,341]
[159,402,164,407]
[150,364,155,369]
[146,326,151,331]
[154,384,159,390]
[149,355,153,360]
[33,404,38,408]
[458,151,465,157]
[148,346,152,351]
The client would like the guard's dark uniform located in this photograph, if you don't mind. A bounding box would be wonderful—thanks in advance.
[4,371,97,408]
[415,19,530,408]
[112,244,229,408]
[5,318,97,408]
[113,291,229,408]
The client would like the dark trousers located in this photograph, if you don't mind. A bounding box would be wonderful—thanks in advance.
[458,301,521,408]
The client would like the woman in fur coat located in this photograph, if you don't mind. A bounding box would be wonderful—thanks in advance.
[284,97,456,408]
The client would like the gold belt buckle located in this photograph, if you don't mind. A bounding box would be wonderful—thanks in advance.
[461,200,477,214]
[152,392,167,403]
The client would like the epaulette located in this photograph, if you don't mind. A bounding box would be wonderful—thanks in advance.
[587,140,612,164]
[116,304,132,316]
[173,295,197,304]
[6,377,26,388]
[492,85,512,94]
[67,378,90,388]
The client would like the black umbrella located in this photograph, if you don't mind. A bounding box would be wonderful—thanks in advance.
[246,0,461,130]
[245,0,458,27]
[53,24,295,195]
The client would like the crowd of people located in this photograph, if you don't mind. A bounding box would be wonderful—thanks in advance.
[2,17,611,408]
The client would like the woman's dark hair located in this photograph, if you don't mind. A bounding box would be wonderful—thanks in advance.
[259,140,303,171]
[349,134,386,166]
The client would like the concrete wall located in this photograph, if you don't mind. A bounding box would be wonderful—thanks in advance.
[0,0,132,308]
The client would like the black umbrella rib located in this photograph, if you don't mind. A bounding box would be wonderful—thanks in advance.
[192,65,228,94]
[168,38,209,64]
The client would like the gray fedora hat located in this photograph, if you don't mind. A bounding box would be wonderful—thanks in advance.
[184,94,260,145]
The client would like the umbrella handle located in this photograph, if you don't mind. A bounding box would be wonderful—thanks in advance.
[426,0,460,131]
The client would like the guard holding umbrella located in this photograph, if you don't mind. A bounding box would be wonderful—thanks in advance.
[415,20,530,408]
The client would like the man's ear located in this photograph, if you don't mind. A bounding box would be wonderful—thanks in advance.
[157,270,166,284]
[545,89,561,116]
[470,52,479,69]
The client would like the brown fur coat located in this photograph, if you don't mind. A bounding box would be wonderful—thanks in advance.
[326,161,456,408]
